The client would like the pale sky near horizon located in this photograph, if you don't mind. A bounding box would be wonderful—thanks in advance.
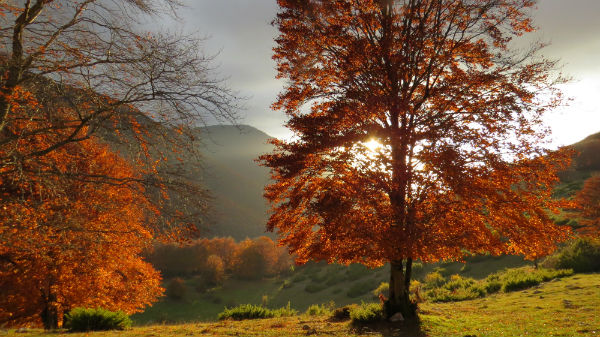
[169,0,600,147]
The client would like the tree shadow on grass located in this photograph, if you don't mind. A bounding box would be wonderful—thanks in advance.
[349,320,428,337]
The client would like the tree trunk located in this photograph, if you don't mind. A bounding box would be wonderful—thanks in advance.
[386,259,417,320]
[41,296,59,330]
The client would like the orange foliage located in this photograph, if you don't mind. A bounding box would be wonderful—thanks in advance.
[0,136,163,328]
[263,0,572,316]
[575,175,600,237]
[145,236,292,281]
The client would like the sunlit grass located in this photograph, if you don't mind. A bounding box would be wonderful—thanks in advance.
[8,273,599,337]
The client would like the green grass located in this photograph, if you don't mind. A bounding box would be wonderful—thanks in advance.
[7,273,599,337]
[132,256,532,324]
[420,273,600,337]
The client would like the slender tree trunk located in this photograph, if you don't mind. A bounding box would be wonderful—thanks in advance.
[387,259,416,320]
[41,293,59,330]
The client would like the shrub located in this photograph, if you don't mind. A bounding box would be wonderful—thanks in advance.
[64,308,131,332]
[218,304,272,320]
[443,275,476,291]
[372,282,389,298]
[542,238,600,273]
[426,285,485,302]
[166,277,187,300]
[217,303,297,321]
[349,302,384,324]
[423,271,446,289]
[271,302,298,317]
[305,303,333,316]
[499,267,573,292]
[501,271,541,292]
[410,280,424,303]
[483,274,502,294]
[347,280,376,298]
[331,305,356,321]
[411,262,424,275]
[280,279,293,289]
[424,275,485,302]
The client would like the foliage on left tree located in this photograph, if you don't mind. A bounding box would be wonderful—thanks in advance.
[0,135,163,329]
[0,0,238,329]
[575,175,600,237]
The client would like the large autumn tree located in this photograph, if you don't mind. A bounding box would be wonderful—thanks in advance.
[262,0,571,319]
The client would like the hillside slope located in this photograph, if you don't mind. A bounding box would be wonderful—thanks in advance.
[196,125,273,239]
[17,273,600,336]
[556,131,600,198]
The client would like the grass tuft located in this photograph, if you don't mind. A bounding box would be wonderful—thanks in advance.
[217,303,297,321]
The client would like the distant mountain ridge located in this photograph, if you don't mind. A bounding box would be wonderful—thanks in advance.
[198,127,600,239]
[195,125,274,239]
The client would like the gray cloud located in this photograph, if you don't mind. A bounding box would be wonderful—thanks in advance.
[175,0,600,144]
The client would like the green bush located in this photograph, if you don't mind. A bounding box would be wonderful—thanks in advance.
[347,280,376,298]
[371,282,389,298]
[443,275,476,291]
[500,270,542,292]
[483,274,502,294]
[497,267,573,292]
[331,305,356,321]
[434,267,452,277]
[217,303,297,321]
[280,279,293,289]
[349,302,384,324]
[305,303,333,316]
[64,308,131,332]
[420,267,572,302]
[217,304,272,320]
[411,262,424,275]
[166,277,187,300]
[271,302,298,317]
[425,275,485,302]
[426,285,485,302]
[423,271,446,289]
[542,238,600,273]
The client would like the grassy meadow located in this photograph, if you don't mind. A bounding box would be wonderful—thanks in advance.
[6,272,599,337]
[133,255,529,324]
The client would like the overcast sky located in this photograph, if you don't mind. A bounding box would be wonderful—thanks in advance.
[166,0,600,147]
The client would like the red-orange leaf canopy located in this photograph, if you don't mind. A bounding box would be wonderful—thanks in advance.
[263,0,571,281]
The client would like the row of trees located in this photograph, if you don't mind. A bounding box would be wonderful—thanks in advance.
[146,236,293,284]
[0,0,238,329]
